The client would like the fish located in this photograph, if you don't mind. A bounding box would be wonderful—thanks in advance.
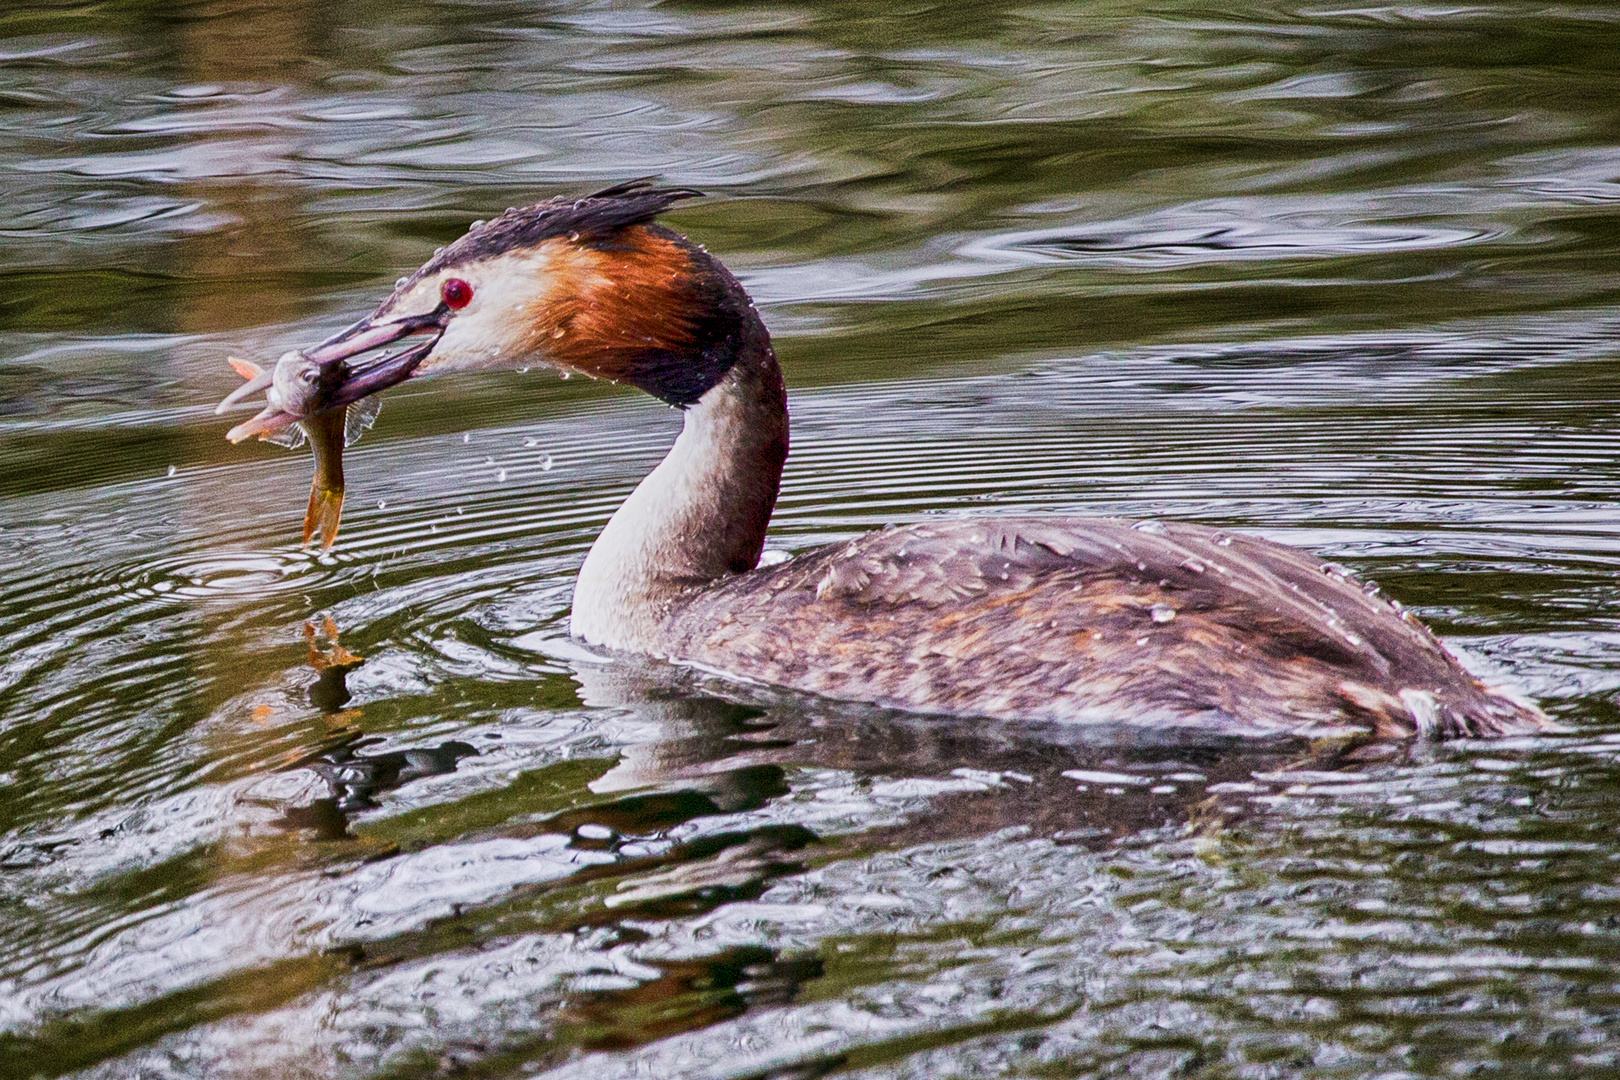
[215,351,380,551]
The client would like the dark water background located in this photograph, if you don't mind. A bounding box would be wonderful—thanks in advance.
[3,2,1620,1076]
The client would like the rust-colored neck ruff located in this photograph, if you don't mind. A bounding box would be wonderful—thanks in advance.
[569,312,788,653]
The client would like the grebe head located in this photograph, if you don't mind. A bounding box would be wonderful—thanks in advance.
[220,181,751,437]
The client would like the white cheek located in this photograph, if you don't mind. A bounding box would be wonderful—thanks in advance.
[414,251,555,374]
[423,307,532,373]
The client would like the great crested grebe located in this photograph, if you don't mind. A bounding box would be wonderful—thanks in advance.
[219,181,1547,739]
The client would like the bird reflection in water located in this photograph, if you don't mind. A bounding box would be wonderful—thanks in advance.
[249,621,1396,1070]
[302,614,364,713]
[276,741,480,840]
[568,656,1378,852]
[275,615,1389,858]
[276,617,478,840]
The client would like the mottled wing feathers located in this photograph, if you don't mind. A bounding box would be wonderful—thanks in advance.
[663,518,1545,738]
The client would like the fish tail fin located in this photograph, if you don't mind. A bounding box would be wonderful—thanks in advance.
[227,356,265,380]
[304,482,345,551]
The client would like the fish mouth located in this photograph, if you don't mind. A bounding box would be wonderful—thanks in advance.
[215,309,447,442]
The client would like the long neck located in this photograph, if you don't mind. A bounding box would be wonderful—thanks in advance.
[569,334,788,653]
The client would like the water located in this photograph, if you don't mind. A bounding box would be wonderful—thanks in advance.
[2,1,1620,1076]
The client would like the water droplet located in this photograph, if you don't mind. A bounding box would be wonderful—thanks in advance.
[456,507,465,515]
[1321,562,1351,578]
[1136,636,1150,646]
[552,326,566,339]
[567,231,580,242]
[470,219,486,229]
[433,246,445,256]
[496,469,507,482]
[484,457,494,466]
[377,500,386,509]
[560,371,570,380]
[518,366,530,373]
[523,437,539,448]
[1180,557,1207,573]
[1133,520,1167,535]
[540,455,554,471]
[1212,532,1233,547]
[462,433,471,444]
[166,465,177,477]
[1151,603,1176,623]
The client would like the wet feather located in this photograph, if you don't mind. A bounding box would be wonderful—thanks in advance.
[662,518,1546,737]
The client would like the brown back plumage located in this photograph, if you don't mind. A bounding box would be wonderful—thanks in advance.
[661,517,1546,738]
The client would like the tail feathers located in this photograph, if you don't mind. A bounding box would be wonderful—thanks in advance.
[1342,680,1549,739]
[1429,686,1550,739]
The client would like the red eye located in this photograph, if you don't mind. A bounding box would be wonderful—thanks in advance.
[441,277,473,309]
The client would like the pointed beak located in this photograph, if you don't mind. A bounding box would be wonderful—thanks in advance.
[303,309,447,406]
[214,307,447,437]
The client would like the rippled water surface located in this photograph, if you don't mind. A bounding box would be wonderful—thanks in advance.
[3,1,1620,1076]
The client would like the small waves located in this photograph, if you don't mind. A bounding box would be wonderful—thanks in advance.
[3,1,1620,1076]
